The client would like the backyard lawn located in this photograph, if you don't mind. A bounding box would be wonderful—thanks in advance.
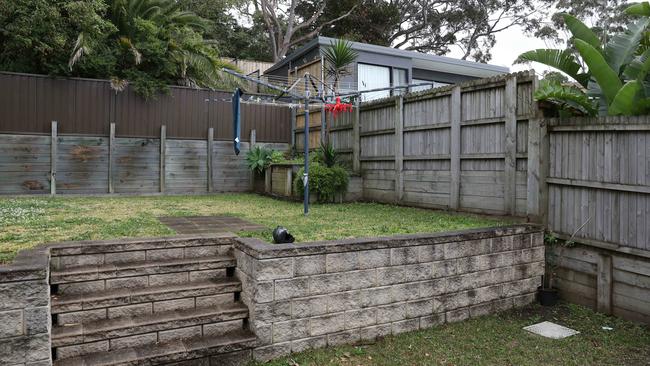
[0,193,511,263]
[254,302,650,366]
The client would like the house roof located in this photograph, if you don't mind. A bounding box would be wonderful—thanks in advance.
[264,36,509,78]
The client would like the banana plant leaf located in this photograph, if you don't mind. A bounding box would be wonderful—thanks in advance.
[574,39,623,104]
[608,80,642,115]
[562,14,603,53]
[623,49,650,80]
[515,49,590,87]
[626,2,650,16]
[605,18,650,75]
[534,80,598,116]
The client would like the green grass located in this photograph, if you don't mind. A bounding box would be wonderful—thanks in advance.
[255,303,650,366]
[0,193,511,263]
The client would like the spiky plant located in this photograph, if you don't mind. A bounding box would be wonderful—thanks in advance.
[323,39,358,94]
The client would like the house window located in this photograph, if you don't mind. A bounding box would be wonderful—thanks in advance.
[411,78,450,92]
[393,68,408,96]
[357,63,390,101]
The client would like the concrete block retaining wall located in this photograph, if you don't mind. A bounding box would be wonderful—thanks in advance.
[234,225,544,361]
[0,247,52,366]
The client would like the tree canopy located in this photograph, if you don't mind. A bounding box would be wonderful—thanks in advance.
[0,0,235,97]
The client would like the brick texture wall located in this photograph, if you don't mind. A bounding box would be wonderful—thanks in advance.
[234,225,544,361]
[0,247,52,366]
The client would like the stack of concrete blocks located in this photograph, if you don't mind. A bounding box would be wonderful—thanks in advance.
[0,246,51,366]
[234,225,544,361]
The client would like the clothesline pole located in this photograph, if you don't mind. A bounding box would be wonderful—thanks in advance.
[303,73,310,216]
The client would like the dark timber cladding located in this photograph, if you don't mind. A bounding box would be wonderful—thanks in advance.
[0,72,291,142]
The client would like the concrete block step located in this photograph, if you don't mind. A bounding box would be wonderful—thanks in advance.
[50,234,236,270]
[52,278,242,326]
[50,255,236,285]
[52,302,249,350]
[53,329,257,366]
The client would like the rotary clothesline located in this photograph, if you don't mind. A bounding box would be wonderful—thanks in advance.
[222,68,440,216]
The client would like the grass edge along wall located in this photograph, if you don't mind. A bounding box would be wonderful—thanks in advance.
[0,225,543,365]
[234,225,544,362]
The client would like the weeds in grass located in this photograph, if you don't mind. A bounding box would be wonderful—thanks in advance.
[0,194,511,263]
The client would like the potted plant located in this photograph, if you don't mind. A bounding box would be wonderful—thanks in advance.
[246,146,273,193]
[538,233,562,306]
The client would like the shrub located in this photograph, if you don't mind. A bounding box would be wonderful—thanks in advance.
[294,163,349,203]
[317,141,338,167]
[246,146,273,173]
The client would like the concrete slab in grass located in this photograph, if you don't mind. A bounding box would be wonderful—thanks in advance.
[523,321,579,339]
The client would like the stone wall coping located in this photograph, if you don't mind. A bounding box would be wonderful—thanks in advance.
[46,233,236,256]
[0,233,236,282]
[234,224,543,259]
[46,232,237,250]
[0,246,49,283]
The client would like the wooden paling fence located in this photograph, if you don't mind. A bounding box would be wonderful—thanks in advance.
[296,71,538,216]
[0,125,287,195]
[296,71,650,323]
[537,116,650,323]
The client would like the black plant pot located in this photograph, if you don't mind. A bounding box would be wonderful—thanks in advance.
[538,286,559,306]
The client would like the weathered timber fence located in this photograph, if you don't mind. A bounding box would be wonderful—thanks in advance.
[294,71,650,324]
[0,72,291,141]
[295,71,538,216]
[0,126,287,195]
[535,116,650,323]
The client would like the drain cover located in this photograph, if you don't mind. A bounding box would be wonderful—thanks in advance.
[523,321,580,339]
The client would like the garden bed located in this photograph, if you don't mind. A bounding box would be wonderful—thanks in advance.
[254,163,362,202]
[0,193,512,263]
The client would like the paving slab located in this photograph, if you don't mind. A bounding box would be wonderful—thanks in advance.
[523,321,580,339]
[158,216,265,234]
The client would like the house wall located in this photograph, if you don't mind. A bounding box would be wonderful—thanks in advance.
[234,225,544,361]
[411,68,478,84]
[267,44,489,91]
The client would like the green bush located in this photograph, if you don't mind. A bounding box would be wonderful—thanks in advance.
[316,141,338,167]
[246,146,289,173]
[246,146,272,173]
[293,163,349,203]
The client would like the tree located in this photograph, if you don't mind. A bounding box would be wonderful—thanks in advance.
[295,0,399,46]
[516,8,650,116]
[1,0,236,98]
[178,0,273,61]
[535,0,632,46]
[0,0,111,76]
[294,0,545,63]
[248,0,357,62]
[322,39,357,93]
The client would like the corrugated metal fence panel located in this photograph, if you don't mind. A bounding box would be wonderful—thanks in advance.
[0,72,291,142]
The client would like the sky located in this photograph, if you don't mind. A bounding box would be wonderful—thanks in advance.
[481,26,551,74]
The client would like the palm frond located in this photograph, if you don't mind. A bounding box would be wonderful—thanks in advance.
[323,39,358,77]
[69,33,90,70]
